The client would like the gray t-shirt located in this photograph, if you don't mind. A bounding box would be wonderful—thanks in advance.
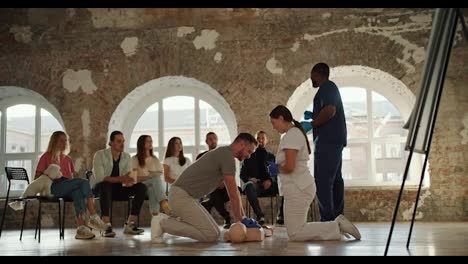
[173,146,236,199]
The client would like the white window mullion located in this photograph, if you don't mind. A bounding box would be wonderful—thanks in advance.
[367,89,377,183]
[195,98,200,156]
[0,107,6,196]
[34,106,41,178]
[158,99,164,159]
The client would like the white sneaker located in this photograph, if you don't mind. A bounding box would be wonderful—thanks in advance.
[335,214,361,240]
[87,214,108,232]
[151,213,169,243]
[75,225,95,240]
[123,221,144,235]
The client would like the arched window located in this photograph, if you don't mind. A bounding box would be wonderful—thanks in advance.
[128,96,232,160]
[287,66,428,187]
[109,76,237,169]
[0,87,65,197]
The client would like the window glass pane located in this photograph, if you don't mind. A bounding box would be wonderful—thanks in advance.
[385,143,403,159]
[185,153,193,163]
[342,148,351,160]
[301,86,422,187]
[163,96,195,147]
[372,91,406,138]
[199,100,231,146]
[376,142,408,181]
[130,102,159,149]
[341,144,369,181]
[6,104,35,153]
[375,144,383,159]
[384,172,403,182]
[340,87,368,139]
[40,108,64,152]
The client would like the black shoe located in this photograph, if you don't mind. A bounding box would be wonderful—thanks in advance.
[257,217,265,225]
[101,223,116,237]
[276,217,284,225]
[223,219,232,229]
[123,222,144,235]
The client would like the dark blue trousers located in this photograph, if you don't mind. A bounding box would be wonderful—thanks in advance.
[314,144,344,221]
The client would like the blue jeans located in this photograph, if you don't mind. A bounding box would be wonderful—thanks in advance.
[51,177,93,217]
[142,176,167,214]
[314,144,344,221]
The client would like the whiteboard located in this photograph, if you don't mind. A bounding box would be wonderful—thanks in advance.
[405,8,459,154]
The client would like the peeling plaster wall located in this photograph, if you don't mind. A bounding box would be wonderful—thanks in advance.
[0,8,467,228]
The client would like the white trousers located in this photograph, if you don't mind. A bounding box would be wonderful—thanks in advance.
[284,183,342,241]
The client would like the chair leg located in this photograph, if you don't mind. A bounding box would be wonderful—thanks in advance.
[275,195,279,223]
[246,199,251,218]
[34,202,40,240]
[270,197,274,225]
[20,201,28,241]
[58,201,62,240]
[110,201,113,225]
[0,201,7,238]
[127,199,131,222]
[38,200,42,243]
[62,201,66,239]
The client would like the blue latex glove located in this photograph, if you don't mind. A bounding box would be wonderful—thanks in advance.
[241,217,261,228]
[267,161,279,176]
[304,110,313,120]
[301,121,313,134]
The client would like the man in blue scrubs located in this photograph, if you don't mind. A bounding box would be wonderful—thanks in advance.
[302,63,347,221]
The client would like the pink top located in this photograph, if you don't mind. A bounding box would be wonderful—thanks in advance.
[36,152,75,179]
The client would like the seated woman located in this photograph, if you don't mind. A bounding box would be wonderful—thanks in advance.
[163,137,192,190]
[132,135,171,216]
[35,131,108,240]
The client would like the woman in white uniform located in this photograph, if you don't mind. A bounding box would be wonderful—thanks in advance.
[268,105,361,241]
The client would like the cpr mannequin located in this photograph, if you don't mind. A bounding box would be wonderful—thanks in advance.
[223,222,269,243]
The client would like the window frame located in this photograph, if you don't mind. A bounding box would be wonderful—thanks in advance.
[0,94,65,198]
[286,65,429,188]
[127,96,233,163]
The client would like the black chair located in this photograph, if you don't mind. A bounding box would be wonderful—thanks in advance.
[1,167,64,242]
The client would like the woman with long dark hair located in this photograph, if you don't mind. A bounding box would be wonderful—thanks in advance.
[268,105,361,241]
[132,135,171,216]
[163,137,192,186]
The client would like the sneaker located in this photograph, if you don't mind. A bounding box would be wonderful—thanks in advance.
[223,219,232,229]
[75,225,95,240]
[257,216,265,225]
[160,201,173,216]
[87,214,108,232]
[335,214,361,240]
[151,213,169,243]
[123,221,145,235]
[276,217,284,225]
[101,223,116,238]
[201,195,210,203]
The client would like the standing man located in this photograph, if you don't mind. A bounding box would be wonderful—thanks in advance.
[151,133,261,243]
[302,63,347,222]
[198,132,232,229]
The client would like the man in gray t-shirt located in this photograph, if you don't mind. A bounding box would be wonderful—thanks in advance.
[151,133,259,243]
